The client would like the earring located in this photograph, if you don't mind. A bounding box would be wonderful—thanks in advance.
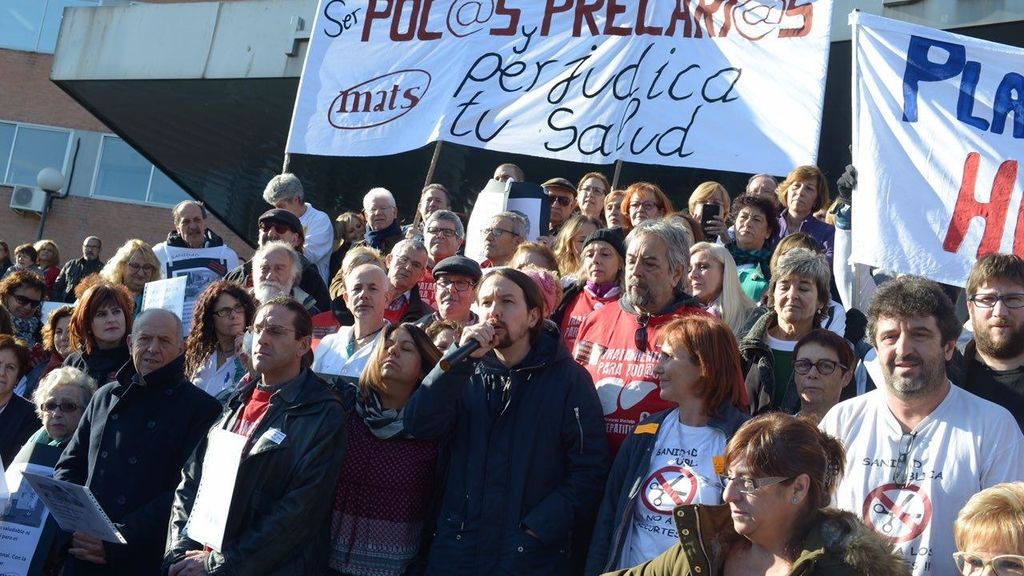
[791,497,799,504]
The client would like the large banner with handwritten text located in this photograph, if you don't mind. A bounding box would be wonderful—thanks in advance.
[287,0,833,174]
[850,13,1024,287]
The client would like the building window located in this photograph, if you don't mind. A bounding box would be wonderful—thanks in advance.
[93,135,190,207]
[0,120,72,187]
[0,0,101,54]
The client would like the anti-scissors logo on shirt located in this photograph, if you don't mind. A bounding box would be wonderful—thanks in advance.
[861,483,933,543]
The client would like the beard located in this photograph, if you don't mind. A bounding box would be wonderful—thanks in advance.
[627,280,657,310]
[974,319,1024,360]
[882,351,947,400]
[254,281,289,304]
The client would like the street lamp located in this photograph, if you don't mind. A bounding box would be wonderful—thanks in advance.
[36,167,65,241]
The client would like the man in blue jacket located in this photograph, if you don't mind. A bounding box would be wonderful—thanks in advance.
[404,267,609,576]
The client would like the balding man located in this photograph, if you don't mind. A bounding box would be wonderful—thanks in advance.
[263,173,334,284]
[54,309,221,575]
[492,163,524,183]
[482,211,527,267]
[251,241,318,314]
[153,201,240,326]
[312,263,390,377]
[361,187,403,254]
[52,236,104,302]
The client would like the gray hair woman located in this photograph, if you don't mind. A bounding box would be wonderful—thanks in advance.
[30,367,97,447]
[738,248,831,415]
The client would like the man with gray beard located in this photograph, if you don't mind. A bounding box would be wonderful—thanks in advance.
[251,241,319,314]
[958,253,1024,431]
[572,220,708,455]
[820,276,1024,576]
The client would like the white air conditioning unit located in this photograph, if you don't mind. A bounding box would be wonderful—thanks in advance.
[10,186,46,213]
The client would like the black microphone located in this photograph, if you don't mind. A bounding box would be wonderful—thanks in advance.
[439,339,482,372]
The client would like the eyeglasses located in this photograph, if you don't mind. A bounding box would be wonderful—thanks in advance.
[548,195,573,207]
[11,293,41,309]
[250,323,296,337]
[259,221,293,235]
[42,401,81,413]
[483,227,518,238]
[629,201,660,212]
[634,314,650,352]
[953,553,1024,576]
[436,278,476,293]
[213,304,246,318]
[968,293,1024,309]
[891,431,917,487]
[580,185,606,194]
[127,262,156,274]
[426,227,458,238]
[793,358,848,376]
[722,475,791,495]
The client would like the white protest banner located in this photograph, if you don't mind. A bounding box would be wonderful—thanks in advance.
[288,0,833,174]
[183,429,246,551]
[142,276,189,331]
[850,13,1024,286]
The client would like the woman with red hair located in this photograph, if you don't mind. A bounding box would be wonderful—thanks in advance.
[620,182,674,231]
[586,315,749,574]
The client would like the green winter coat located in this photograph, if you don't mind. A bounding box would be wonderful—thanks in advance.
[603,504,910,576]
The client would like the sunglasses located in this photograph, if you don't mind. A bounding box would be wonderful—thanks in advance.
[42,401,81,413]
[891,431,917,486]
[11,293,41,309]
[548,195,573,207]
[634,314,651,352]
[259,221,293,235]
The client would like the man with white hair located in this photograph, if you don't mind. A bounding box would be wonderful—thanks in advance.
[361,187,403,254]
[313,263,390,377]
[263,173,334,283]
[251,241,318,314]
[384,239,433,325]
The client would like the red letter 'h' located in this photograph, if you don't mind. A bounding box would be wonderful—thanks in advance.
[943,152,1019,258]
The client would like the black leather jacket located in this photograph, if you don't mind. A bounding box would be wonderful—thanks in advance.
[163,368,347,576]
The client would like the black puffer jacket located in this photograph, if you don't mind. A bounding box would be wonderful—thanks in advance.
[164,368,347,576]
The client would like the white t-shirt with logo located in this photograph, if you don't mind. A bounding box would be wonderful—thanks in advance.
[620,410,727,569]
[820,384,1024,576]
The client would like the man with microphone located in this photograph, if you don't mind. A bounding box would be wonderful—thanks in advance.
[403,267,608,575]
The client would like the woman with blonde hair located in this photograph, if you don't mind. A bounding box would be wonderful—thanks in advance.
[688,242,756,334]
[34,239,61,296]
[553,214,601,278]
[688,181,730,242]
[328,323,443,576]
[329,211,366,284]
[100,239,162,314]
[953,482,1024,575]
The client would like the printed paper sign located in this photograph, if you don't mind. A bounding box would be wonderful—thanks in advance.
[0,463,55,575]
[463,179,549,263]
[288,0,833,174]
[20,473,126,544]
[141,276,189,330]
[850,12,1024,286]
[184,429,247,551]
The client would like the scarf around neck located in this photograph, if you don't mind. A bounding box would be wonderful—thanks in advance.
[364,220,402,250]
[726,242,773,268]
[355,388,411,439]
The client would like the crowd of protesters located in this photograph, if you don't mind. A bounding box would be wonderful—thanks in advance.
[0,161,1023,576]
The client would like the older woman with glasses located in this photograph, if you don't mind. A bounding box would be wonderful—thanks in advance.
[0,270,47,353]
[327,323,443,576]
[64,281,134,385]
[586,315,748,574]
[739,249,832,415]
[607,413,908,576]
[793,330,854,424]
[26,367,97,448]
[184,281,257,401]
[577,171,611,221]
[100,239,163,315]
[953,482,1024,576]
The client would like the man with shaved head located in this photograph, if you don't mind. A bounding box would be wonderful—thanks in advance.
[54,308,221,575]
[52,235,104,302]
[312,263,391,377]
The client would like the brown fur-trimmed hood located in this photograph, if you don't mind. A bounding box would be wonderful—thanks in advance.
[793,507,911,575]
